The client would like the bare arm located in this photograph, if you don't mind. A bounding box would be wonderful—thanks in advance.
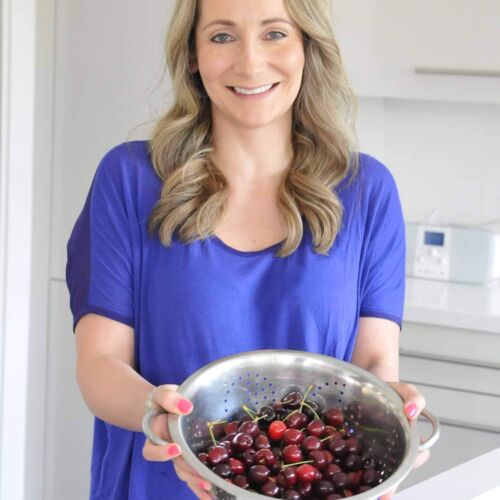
[351,316,400,382]
[75,313,154,431]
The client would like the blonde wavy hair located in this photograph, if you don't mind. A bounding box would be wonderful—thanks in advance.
[148,0,359,257]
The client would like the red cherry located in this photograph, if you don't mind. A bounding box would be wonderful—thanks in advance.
[207,445,228,466]
[268,420,287,441]
[296,463,319,483]
[306,419,326,437]
[255,448,276,467]
[224,421,239,434]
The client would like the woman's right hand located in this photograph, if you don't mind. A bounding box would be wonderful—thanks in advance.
[142,384,213,500]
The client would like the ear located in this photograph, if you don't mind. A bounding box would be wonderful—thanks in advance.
[189,61,199,74]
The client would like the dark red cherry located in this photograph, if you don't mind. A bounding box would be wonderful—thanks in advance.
[302,435,322,454]
[224,421,240,434]
[296,464,318,483]
[197,452,208,464]
[309,450,327,471]
[323,463,342,481]
[286,412,308,429]
[261,481,280,497]
[254,434,271,450]
[306,419,326,437]
[314,480,335,496]
[332,471,348,489]
[281,391,303,408]
[345,437,362,455]
[238,420,260,438]
[282,428,305,446]
[324,408,344,427]
[228,458,245,475]
[248,465,270,484]
[212,463,232,478]
[329,438,348,457]
[344,454,362,471]
[207,445,228,466]
[233,475,249,489]
[362,468,379,486]
[240,448,256,467]
[255,448,276,467]
[232,432,253,452]
[284,490,301,500]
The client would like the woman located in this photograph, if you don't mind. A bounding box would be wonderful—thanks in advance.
[66,0,429,499]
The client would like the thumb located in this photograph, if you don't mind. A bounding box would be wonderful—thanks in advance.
[388,382,426,420]
[152,384,194,416]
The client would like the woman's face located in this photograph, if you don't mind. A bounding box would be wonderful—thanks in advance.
[194,0,305,129]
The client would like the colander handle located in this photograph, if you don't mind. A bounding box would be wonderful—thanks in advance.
[418,408,441,452]
[142,406,169,446]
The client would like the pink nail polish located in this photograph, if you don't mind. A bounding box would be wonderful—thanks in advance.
[405,403,417,418]
[167,444,180,456]
[198,481,208,490]
[177,399,193,413]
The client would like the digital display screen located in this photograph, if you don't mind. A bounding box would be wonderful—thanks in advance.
[424,231,445,246]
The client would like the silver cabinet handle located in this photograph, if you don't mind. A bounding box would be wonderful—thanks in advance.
[415,67,500,78]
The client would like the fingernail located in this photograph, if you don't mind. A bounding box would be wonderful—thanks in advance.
[177,398,193,414]
[167,444,181,456]
[198,481,210,491]
[405,403,418,419]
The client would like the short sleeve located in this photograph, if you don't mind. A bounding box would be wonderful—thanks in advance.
[66,146,135,332]
[358,157,406,330]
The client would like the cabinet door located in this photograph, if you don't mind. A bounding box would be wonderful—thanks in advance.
[331,0,500,103]
[44,281,93,500]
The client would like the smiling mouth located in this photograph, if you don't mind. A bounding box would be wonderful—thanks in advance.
[228,82,280,95]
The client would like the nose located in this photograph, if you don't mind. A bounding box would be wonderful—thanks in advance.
[232,37,267,78]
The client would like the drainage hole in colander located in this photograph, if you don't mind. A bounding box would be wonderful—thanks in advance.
[224,399,227,403]
[261,388,265,391]
[263,377,267,381]
[325,381,329,386]
[318,386,322,390]
[246,372,251,377]
[256,373,260,377]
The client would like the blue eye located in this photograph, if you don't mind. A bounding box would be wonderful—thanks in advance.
[210,31,287,44]
[211,33,232,44]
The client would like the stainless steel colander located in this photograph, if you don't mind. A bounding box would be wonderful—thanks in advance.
[142,350,440,499]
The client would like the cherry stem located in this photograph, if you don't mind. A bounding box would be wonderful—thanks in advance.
[242,405,258,419]
[299,384,315,413]
[282,409,299,422]
[206,419,227,447]
[281,460,314,470]
[301,401,320,420]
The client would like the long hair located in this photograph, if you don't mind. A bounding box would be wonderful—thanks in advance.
[148,0,359,257]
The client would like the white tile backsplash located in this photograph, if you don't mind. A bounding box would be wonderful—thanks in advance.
[356,97,500,226]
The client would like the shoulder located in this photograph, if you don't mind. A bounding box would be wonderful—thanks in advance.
[94,140,155,183]
[338,152,399,201]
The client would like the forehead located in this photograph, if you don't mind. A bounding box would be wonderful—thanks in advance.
[197,0,291,24]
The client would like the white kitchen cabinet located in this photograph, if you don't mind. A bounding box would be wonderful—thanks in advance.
[397,320,500,489]
[331,0,500,104]
[44,280,93,500]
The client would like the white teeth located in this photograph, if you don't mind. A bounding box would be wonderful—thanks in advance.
[233,83,274,95]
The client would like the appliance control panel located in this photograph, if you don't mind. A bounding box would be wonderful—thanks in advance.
[413,226,451,280]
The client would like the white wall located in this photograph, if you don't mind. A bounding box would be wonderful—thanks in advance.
[356,97,500,226]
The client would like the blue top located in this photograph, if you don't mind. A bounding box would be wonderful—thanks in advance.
[66,140,406,499]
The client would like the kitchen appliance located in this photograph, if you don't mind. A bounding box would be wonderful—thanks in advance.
[406,222,500,285]
[143,349,440,500]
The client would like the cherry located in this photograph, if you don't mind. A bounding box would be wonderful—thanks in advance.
[329,438,348,457]
[296,464,319,483]
[362,468,379,486]
[347,470,363,488]
[238,420,260,438]
[324,408,344,427]
[259,406,276,423]
[207,445,228,466]
[286,412,308,430]
[248,464,270,484]
[197,452,208,465]
[309,450,327,471]
[323,450,334,465]
[332,471,348,489]
[240,449,256,467]
[323,463,342,481]
[314,480,335,496]
[224,421,239,434]
[345,437,362,455]
[284,490,301,500]
[344,454,362,471]
[281,391,303,408]
[232,432,253,452]
[212,463,232,478]
[228,458,245,475]
[362,453,376,469]
[301,435,322,454]
[233,475,249,489]
[255,434,271,450]
[283,428,305,446]
[282,444,303,464]
[306,419,326,437]
[326,495,343,500]
[281,466,298,487]
[255,449,276,467]
[261,481,280,497]
[268,420,287,441]
[297,481,313,497]
[358,485,373,493]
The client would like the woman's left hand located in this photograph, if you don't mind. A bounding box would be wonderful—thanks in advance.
[379,381,431,500]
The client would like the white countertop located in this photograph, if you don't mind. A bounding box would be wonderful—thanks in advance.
[396,447,500,500]
[404,277,500,334]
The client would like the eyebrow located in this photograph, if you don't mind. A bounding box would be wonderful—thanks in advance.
[203,17,294,32]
